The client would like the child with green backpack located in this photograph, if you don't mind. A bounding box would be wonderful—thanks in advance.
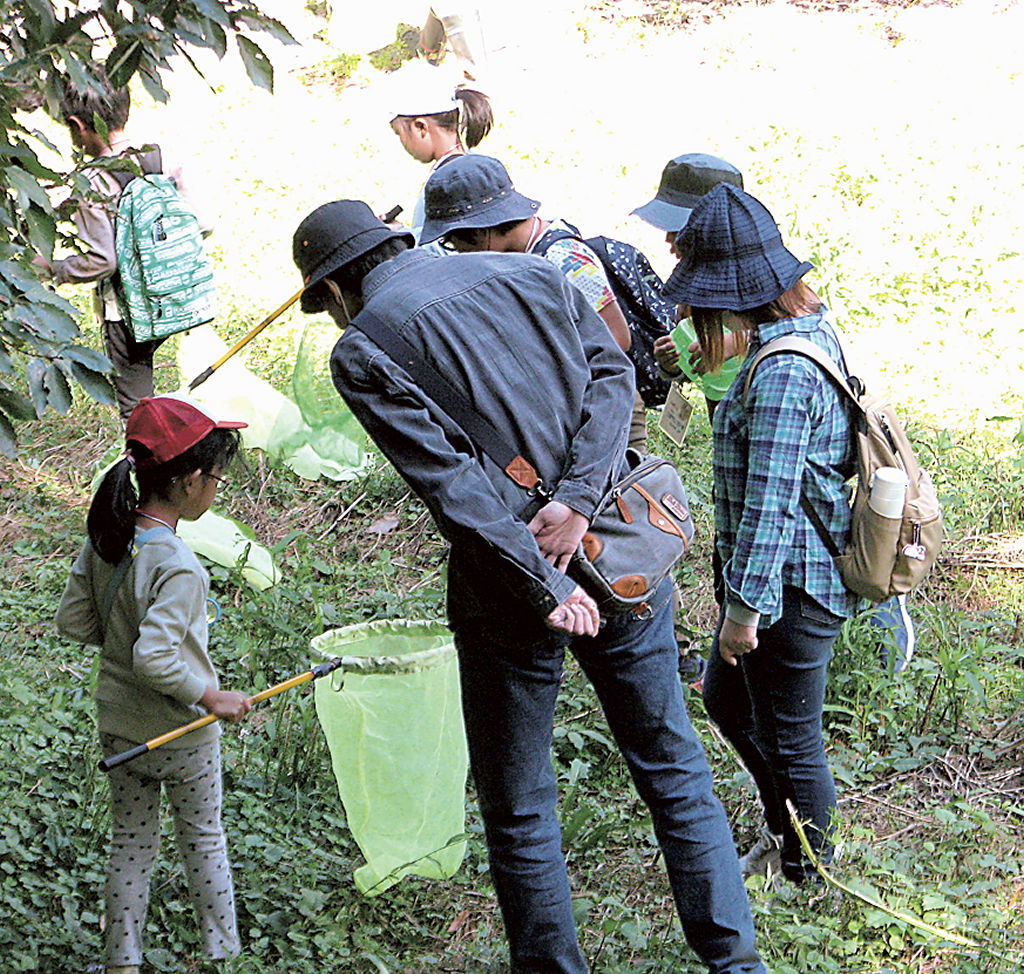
[36,67,213,421]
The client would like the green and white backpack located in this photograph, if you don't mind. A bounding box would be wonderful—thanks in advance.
[112,147,216,342]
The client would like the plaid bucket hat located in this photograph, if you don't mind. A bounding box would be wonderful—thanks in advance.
[631,153,743,232]
[661,183,813,310]
[419,155,539,245]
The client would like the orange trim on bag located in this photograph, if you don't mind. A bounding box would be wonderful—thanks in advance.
[611,575,647,598]
[631,483,686,541]
[581,533,602,562]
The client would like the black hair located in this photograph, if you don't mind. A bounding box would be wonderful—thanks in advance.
[87,428,241,564]
[59,65,130,133]
[398,87,493,149]
[321,236,411,301]
[443,218,528,248]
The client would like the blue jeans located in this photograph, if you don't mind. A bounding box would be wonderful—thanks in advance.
[703,587,843,883]
[453,580,765,974]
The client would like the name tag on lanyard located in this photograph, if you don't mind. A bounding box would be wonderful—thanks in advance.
[658,381,694,446]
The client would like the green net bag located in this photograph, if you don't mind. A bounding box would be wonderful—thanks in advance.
[311,619,468,895]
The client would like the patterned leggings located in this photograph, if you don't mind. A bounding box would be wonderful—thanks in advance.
[100,734,241,967]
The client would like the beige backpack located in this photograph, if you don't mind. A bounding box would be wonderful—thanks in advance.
[745,336,943,603]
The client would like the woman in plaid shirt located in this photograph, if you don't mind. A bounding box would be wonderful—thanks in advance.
[663,184,858,885]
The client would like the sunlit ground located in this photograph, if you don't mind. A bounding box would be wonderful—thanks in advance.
[37,0,1024,435]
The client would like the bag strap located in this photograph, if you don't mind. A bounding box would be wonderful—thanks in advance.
[743,334,864,412]
[799,495,843,558]
[97,524,173,636]
[99,553,133,629]
[352,310,549,497]
[530,222,582,257]
[110,144,164,192]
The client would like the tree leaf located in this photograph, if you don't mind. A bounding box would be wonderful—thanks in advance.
[26,357,47,416]
[240,13,298,47]
[0,385,39,421]
[192,0,233,29]
[60,50,96,98]
[0,409,16,458]
[63,344,111,372]
[13,303,79,343]
[21,0,58,43]
[52,9,96,45]
[6,167,52,210]
[236,35,274,92]
[105,38,144,87]
[45,361,73,414]
[67,361,115,405]
[137,67,170,104]
[25,206,57,259]
[201,18,228,59]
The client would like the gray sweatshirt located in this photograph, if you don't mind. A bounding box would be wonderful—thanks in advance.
[57,526,222,747]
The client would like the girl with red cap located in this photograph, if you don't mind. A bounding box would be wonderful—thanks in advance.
[57,392,250,974]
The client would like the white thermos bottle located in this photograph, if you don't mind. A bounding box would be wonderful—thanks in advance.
[869,467,909,518]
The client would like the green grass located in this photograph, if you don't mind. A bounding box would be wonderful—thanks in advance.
[3,0,1024,971]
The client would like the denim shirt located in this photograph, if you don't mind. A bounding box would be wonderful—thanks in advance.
[713,309,858,628]
[330,248,634,625]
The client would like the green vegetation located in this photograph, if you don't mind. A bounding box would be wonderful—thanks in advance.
[367,25,422,73]
[0,0,295,454]
[2,0,1023,971]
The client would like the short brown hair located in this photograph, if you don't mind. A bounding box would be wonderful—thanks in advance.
[59,66,130,133]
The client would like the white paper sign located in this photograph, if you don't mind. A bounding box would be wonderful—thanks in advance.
[658,382,694,446]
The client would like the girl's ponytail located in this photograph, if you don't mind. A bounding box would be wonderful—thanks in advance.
[454,88,493,148]
[88,456,139,565]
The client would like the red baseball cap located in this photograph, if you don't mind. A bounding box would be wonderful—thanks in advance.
[126,392,247,469]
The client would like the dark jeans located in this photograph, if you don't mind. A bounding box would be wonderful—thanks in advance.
[703,586,843,883]
[453,579,766,974]
[103,316,163,422]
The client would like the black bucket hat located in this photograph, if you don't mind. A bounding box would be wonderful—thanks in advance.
[419,155,540,245]
[293,200,414,313]
[632,153,744,232]
[662,183,813,311]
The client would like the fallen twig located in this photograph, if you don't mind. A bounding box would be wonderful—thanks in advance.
[787,799,981,949]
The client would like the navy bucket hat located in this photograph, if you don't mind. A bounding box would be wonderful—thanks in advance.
[293,201,414,313]
[420,155,540,245]
[661,184,813,311]
[632,153,743,232]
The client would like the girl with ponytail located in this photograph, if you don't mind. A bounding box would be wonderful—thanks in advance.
[387,62,493,243]
[57,392,251,974]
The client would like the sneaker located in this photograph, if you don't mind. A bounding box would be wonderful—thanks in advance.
[678,651,706,689]
[869,595,915,673]
[739,830,783,879]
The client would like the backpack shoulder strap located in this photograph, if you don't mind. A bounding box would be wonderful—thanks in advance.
[97,524,173,635]
[99,552,133,629]
[109,144,164,192]
[531,222,583,257]
[743,335,864,412]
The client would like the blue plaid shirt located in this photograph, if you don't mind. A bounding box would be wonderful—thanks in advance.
[713,309,858,628]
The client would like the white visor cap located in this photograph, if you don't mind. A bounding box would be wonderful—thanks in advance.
[386,61,463,121]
